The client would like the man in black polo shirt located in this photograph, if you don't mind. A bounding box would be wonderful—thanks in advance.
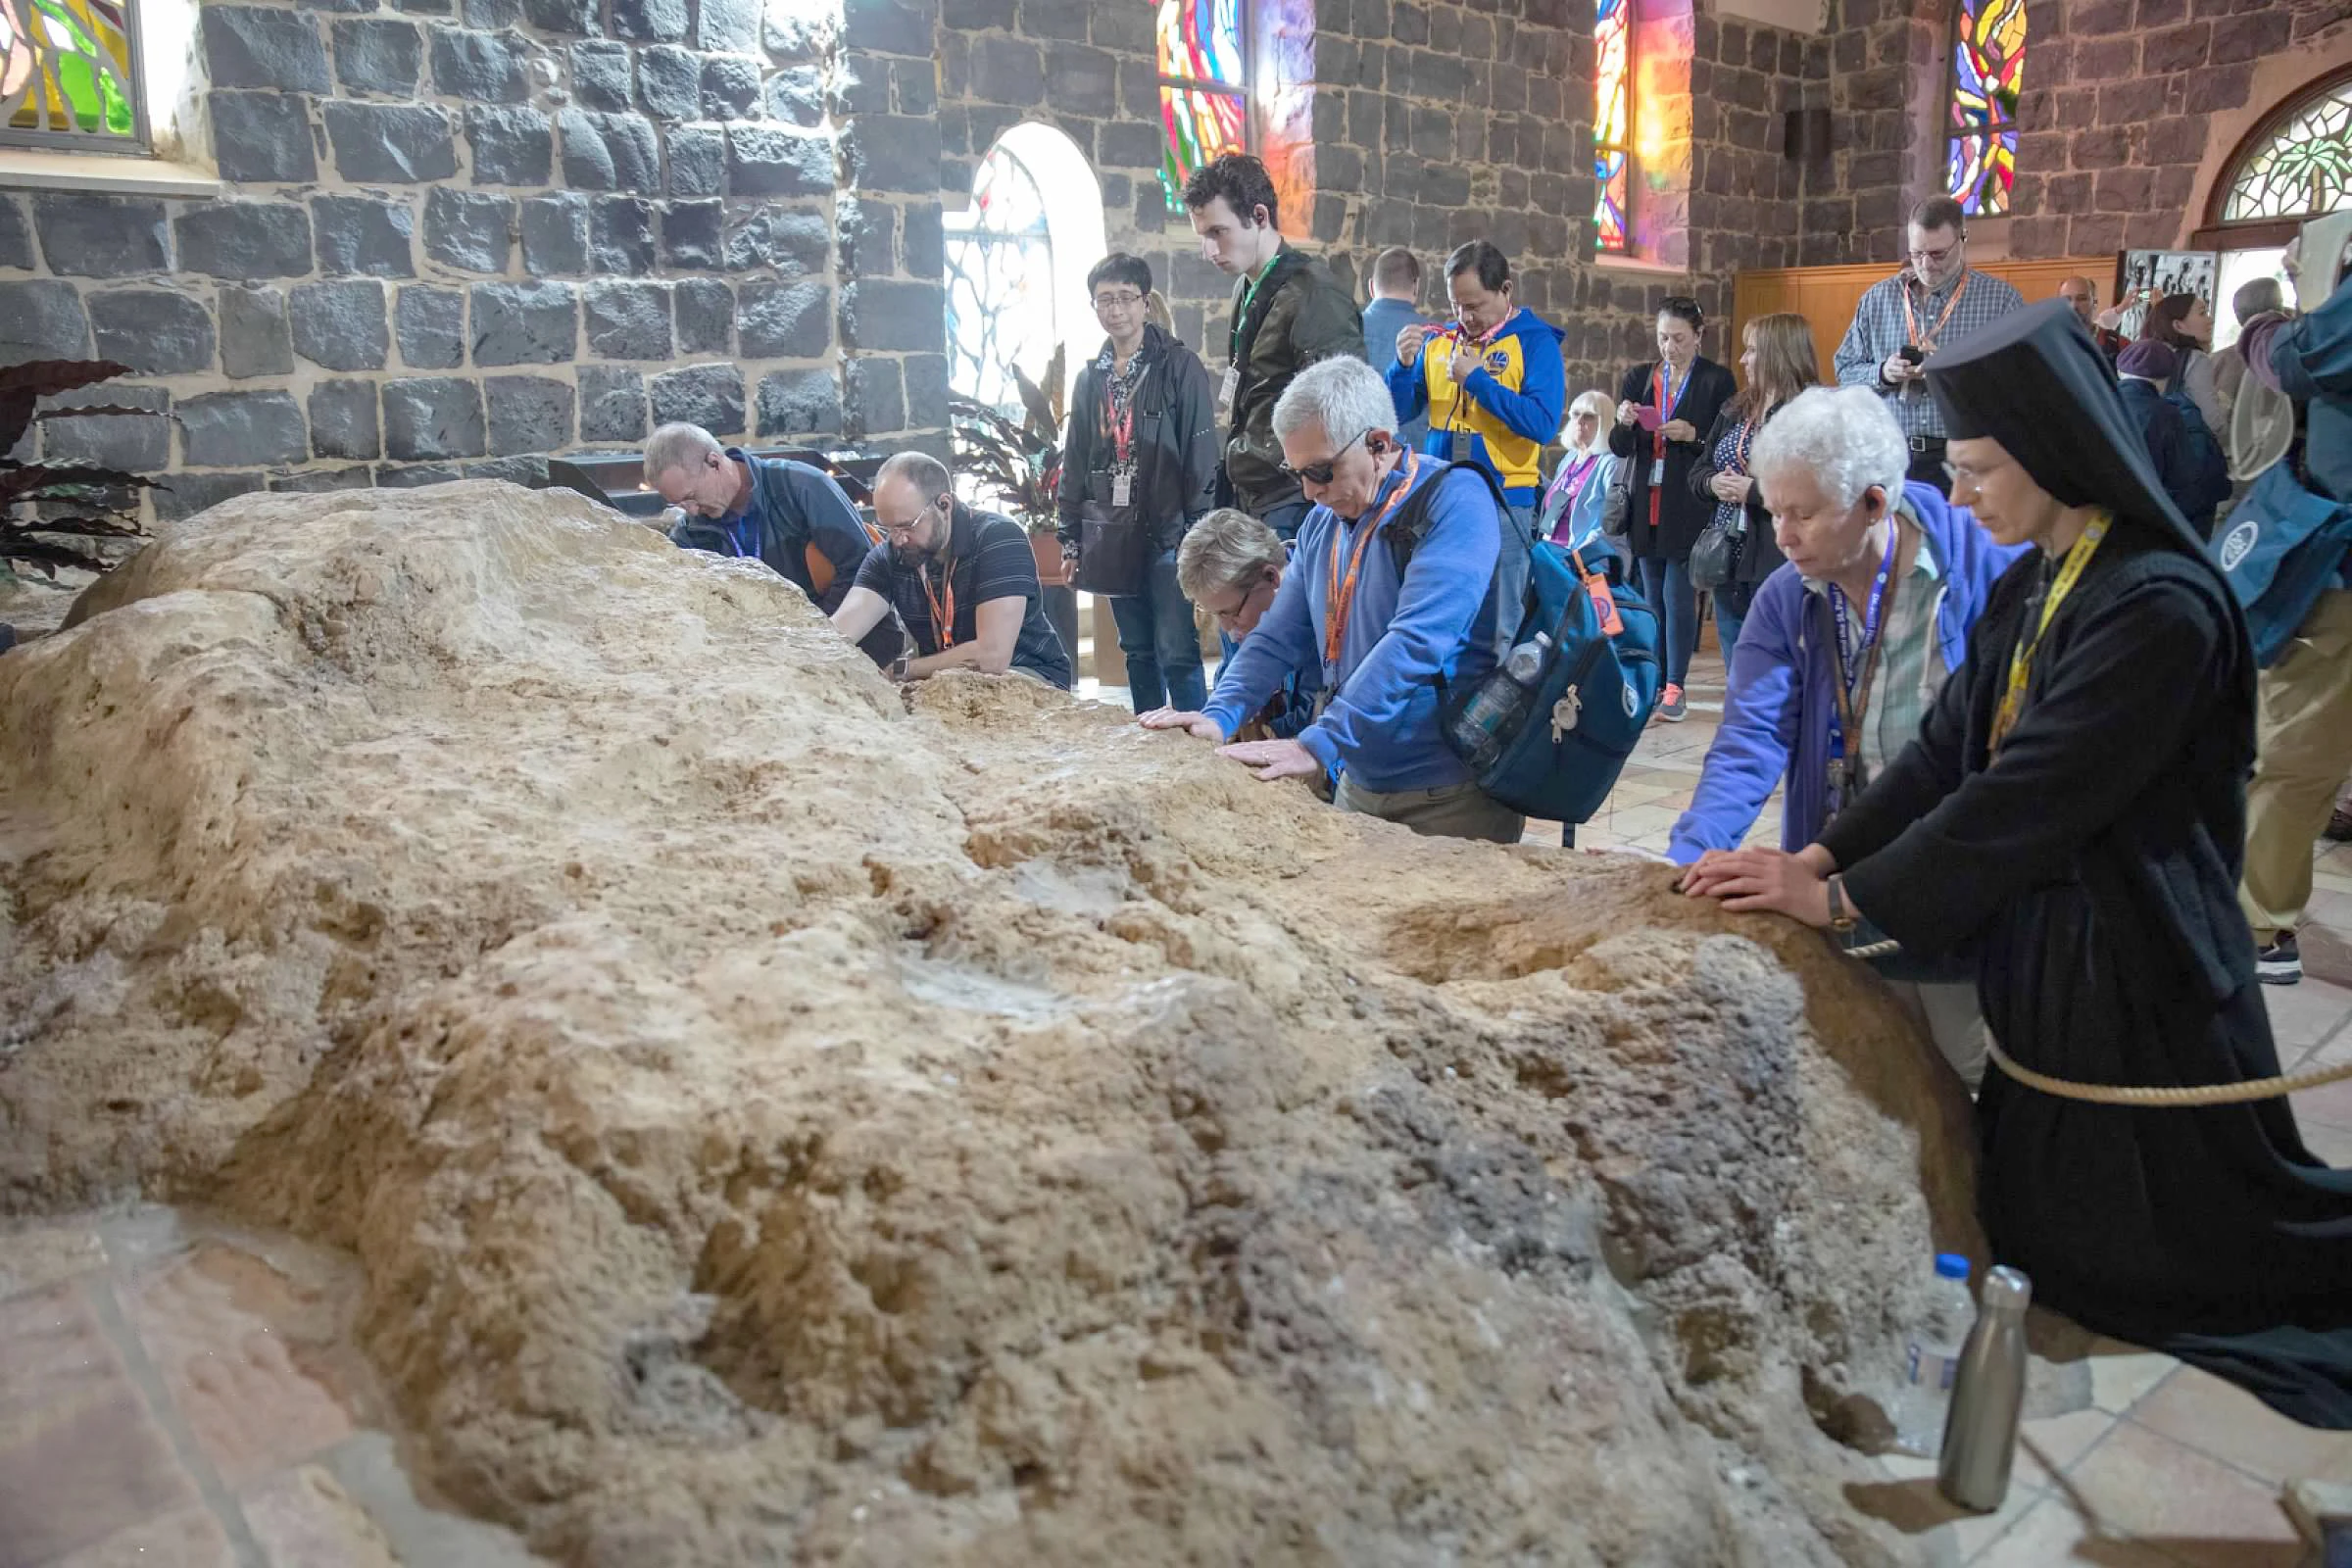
[829,451,1073,689]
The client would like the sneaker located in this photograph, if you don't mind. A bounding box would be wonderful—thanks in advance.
[2327,807,2352,844]
[1654,683,1688,723]
[2257,932,2302,986]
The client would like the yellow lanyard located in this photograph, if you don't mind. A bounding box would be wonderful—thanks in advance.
[1989,512,2111,756]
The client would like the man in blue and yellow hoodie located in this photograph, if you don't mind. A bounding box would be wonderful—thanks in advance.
[1385,240,1565,657]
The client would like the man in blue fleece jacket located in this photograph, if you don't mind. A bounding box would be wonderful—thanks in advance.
[1138,356,1520,842]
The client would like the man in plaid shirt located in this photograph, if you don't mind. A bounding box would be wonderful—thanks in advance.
[1834,195,2026,495]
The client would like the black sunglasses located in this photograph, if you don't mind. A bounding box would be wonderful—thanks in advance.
[1280,427,1370,486]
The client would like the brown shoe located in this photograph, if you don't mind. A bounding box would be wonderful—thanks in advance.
[2327,806,2352,844]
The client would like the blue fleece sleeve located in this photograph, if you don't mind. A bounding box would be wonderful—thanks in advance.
[1668,580,1802,863]
[1297,468,1499,771]
[1386,353,1430,427]
[1463,325,1567,444]
[2273,281,2352,400]
[1202,538,1323,740]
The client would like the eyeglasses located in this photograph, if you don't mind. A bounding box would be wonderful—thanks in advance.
[879,500,943,540]
[1910,241,1963,265]
[1203,572,1270,627]
[1093,291,1145,313]
[1280,427,1369,486]
[1941,457,2003,488]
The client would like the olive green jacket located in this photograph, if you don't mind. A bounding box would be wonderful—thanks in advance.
[1220,244,1367,515]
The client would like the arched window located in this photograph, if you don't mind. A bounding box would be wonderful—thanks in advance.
[1156,0,1248,213]
[1945,0,2025,217]
[943,123,1106,415]
[1593,0,1632,253]
[2199,69,2352,344]
[0,0,148,152]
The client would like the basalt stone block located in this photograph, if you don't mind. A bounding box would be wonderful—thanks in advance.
[692,0,760,52]
[1097,122,1161,172]
[153,471,265,521]
[723,204,828,273]
[844,356,902,437]
[756,368,839,436]
[763,6,825,60]
[569,42,631,113]
[465,0,522,24]
[842,0,929,56]
[558,110,661,192]
[0,196,30,270]
[520,193,589,275]
[396,284,466,368]
[576,365,647,442]
[636,44,699,120]
[33,194,169,278]
[324,101,459,181]
[674,277,732,354]
[332,19,423,94]
[373,462,465,486]
[429,24,531,101]
[470,280,576,365]
[521,0,596,34]
[725,123,832,198]
[650,364,743,435]
[660,201,721,270]
[1042,43,1115,117]
[210,92,319,182]
[738,279,829,360]
[839,279,944,354]
[484,373,574,454]
[943,0,1012,25]
[842,115,938,193]
[466,105,552,185]
[180,389,308,467]
[903,352,949,430]
[290,279,390,370]
[1021,0,1087,39]
[465,454,548,483]
[903,205,942,280]
[700,55,760,119]
[88,290,215,374]
[41,384,171,472]
[425,187,515,272]
[314,191,418,280]
[271,465,377,492]
[667,123,724,195]
[203,6,330,91]
[590,197,656,274]
[583,279,670,359]
[763,63,824,127]
[219,285,295,377]
[309,378,382,459]
[968,37,1043,105]
[610,0,686,42]
[836,198,892,277]
[382,376,486,458]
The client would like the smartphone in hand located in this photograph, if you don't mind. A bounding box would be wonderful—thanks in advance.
[1634,405,1662,431]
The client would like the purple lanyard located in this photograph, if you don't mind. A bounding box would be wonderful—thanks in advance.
[727,515,759,558]
[1825,523,1899,767]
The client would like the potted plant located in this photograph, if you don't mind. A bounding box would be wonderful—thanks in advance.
[949,346,1069,588]
[1,358,161,644]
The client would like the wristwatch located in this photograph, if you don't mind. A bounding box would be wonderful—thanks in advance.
[1825,873,1858,934]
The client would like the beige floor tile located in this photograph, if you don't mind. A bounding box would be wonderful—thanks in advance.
[2086,1339,2181,1416]
[0,1223,108,1302]
[241,1465,402,1568]
[2065,1420,2302,1567]
[2016,1406,2122,1491]
[2129,1364,2352,1487]
[2289,1071,2352,1132]
[2264,976,2352,1054]
[2296,1119,2352,1165]
[42,1506,237,1568]
[1968,1495,2178,1567]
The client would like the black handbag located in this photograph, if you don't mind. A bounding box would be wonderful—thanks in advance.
[1071,474,1150,596]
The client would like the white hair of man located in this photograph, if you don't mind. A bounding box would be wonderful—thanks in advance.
[1750,384,1910,513]
[644,421,722,484]
[1270,354,1396,447]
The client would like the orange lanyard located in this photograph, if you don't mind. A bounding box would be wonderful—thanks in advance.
[1324,455,1420,668]
[1901,271,1972,351]
[919,552,956,649]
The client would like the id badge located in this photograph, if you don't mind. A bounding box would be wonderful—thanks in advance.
[1110,472,1132,508]
[1449,430,1472,464]
[1650,459,1666,485]
[1216,366,1239,424]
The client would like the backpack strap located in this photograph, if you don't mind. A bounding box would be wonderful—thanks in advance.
[1382,459,1512,581]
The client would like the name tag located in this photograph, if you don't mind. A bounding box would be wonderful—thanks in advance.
[1216,366,1240,424]
[1111,472,1132,508]
[1449,430,1472,464]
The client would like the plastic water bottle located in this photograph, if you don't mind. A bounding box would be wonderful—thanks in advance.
[1449,632,1551,767]
[1891,1252,1974,1457]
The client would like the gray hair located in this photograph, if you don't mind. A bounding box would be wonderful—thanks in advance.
[1750,385,1909,514]
[1176,508,1285,602]
[1563,388,1614,453]
[876,449,952,501]
[1271,355,1396,447]
[2231,274,2283,325]
[644,421,721,484]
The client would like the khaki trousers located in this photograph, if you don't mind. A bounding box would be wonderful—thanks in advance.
[2240,589,2352,944]
[1334,775,1527,844]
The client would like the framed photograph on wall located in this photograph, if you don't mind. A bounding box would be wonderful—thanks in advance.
[2113,250,2218,339]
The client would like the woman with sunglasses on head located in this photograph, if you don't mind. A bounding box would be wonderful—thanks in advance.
[1610,296,1738,722]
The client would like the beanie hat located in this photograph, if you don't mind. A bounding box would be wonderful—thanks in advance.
[2116,340,2178,380]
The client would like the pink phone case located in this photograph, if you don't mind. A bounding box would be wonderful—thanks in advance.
[1634,406,1662,431]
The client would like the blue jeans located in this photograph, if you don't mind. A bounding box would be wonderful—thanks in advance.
[1714,578,1757,661]
[1110,544,1206,711]
[1638,555,1698,688]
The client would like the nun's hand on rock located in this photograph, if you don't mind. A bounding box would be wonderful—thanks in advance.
[1679,847,1833,928]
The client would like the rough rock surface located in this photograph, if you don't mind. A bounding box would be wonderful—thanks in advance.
[0,484,1980,1565]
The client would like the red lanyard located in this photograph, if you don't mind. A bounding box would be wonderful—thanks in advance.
[1324,456,1421,668]
[1434,318,1507,433]
[1105,377,1135,467]
[1647,360,1690,530]
[919,552,956,650]
[1902,271,1972,351]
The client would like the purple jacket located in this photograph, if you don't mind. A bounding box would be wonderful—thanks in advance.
[1667,481,2025,863]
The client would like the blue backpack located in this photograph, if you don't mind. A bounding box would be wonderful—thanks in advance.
[2211,463,2352,667]
[1387,465,1664,823]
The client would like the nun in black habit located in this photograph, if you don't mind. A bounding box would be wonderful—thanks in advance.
[1682,301,2352,1428]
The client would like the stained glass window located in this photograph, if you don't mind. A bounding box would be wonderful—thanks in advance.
[1156,0,1247,213]
[2223,77,2352,221]
[945,143,1057,416]
[0,0,146,153]
[1593,0,1632,252]
[1945,0,2023,217]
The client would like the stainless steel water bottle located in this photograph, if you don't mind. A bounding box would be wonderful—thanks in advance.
[1936,1264,2032,1512]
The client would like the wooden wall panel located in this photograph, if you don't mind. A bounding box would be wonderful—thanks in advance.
[1729,257,2116,384]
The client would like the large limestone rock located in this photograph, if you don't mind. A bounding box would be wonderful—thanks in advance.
[0,482,1980,1565]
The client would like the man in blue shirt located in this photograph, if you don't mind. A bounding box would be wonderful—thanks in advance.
[1139,356,1521,843]
[1360,246,1429,449]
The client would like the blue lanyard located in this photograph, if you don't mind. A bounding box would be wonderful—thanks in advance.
[726,514,759,559]
[1824,523,1899,772]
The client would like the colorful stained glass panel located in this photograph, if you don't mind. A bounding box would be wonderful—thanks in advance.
[1155,0,1247,213]
[1593,0,1632,252]
[1156,0,1242,89]
[1947,130,2017,217]
[2223,79,2352,221]
[1944,0,2023,215]
[0,0,142,150]
[1157,81,1248,212]
[1595,149,1628,252]
[945,144,1057,416]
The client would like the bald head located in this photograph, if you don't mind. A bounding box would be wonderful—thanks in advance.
[2057,276,2100,326]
